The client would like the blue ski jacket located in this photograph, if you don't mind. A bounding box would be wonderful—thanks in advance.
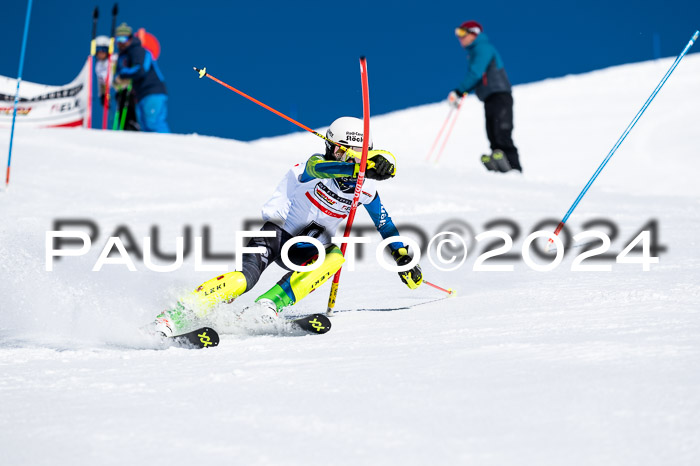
[456,33,512,101]
[116,37,167,102]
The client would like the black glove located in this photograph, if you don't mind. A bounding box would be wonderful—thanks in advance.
[365,155,395,181]
[391,247,422,289]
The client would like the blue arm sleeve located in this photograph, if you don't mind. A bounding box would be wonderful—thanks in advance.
[299,155,355,182]
[457,45,495,94]
[364,194,403,251]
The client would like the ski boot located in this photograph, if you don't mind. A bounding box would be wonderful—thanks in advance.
[481,150,512,173]
[236,298,279,330]
[491,150,512,172]
[481,153,498,171]
[150,302,197,337]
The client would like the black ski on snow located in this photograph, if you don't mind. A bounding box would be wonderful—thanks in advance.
[168,327,220,349]
[290,314,332,334]
[154,314,329,348]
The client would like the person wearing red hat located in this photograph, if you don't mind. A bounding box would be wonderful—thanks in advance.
[449,20,522,173]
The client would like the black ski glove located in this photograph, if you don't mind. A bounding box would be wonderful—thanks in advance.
[391,247,422,289]
[365,155,395,181]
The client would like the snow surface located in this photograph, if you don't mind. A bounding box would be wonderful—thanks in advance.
[1,55,700,465]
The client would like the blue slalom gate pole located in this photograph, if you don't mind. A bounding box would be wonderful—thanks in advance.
[5,0,34,190]
[551,30,699,239]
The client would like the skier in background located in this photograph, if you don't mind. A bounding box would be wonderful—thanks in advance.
[113,23,170,133]
[151,117,423,337]
[93,35,110,105]
[448,20,522,173]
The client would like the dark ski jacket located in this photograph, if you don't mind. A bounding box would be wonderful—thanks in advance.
[116,37,167,102]
[456,33,512,101]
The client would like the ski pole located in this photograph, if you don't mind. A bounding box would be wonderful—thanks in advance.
[550,30,699,242]
[326,56,371,315]
[433,96,465,165]
[195,67,350,153]
[424,280,456,295]
[119,85,132,130]
[5,0,33,190]
[425,106,454,162]
[111,89,122,130]
[112,84,130,130]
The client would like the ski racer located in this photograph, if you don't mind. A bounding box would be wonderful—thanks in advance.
[152,117,423,336]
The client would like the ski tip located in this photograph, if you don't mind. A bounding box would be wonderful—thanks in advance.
[447,288,457,297]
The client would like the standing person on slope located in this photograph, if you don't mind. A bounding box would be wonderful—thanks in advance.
[448,20,522,173]
[93,35,111,105]
[113,23,170,133]
[151,117,423,337]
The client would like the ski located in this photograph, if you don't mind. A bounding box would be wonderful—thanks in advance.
[290,314,331,334]
[87,7,99,128]
[168,327,220,349]
[102,3,118,130]
[90,7,99,55]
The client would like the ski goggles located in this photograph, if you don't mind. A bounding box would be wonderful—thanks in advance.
[115,35,130,44]
[455,27,479,37]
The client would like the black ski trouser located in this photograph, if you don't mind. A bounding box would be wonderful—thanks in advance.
[484,92,521,171]
[240,222,323,292]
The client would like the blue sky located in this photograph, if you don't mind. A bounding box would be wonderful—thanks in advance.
[2,0,698,141]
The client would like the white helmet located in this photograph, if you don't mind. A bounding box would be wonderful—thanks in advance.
[325,116,373,159]
[96,35,110,49]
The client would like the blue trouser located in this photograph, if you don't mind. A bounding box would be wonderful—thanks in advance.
[136,94,170,133]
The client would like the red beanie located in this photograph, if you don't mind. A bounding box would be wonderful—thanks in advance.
[459,20,483,35]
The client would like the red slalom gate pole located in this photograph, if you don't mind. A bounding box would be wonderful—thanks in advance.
[326,56,371,315]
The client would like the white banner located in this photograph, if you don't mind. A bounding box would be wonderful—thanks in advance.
[0,58,90,128]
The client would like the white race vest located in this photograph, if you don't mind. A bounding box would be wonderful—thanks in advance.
[261,161,377,245]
